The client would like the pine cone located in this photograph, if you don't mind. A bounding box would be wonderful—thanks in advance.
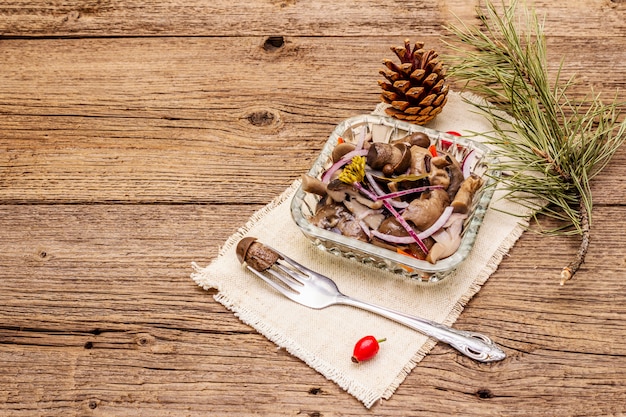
[379,39,449,125]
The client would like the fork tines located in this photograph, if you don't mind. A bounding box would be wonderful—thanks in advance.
[245,248,305,296]
[267,260,305,294]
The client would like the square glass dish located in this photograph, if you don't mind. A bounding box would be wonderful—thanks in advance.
[290,114,499,282]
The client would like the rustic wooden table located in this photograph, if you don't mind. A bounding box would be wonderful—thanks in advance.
[1,1,625,415]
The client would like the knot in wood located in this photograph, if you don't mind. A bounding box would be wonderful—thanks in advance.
[35,247,51,261]
[476,388,494,399]
[246,109,280,127]
[263,36,285,51]
[135,333,155,347]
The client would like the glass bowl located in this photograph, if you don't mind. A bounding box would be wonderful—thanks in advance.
[290,114,499,282]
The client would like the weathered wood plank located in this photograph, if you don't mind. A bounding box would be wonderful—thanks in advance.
[0,0,624,38]
[0,204,624,415]
[2,35,625,117]
[0,0,446,37]
[1,36,626,204]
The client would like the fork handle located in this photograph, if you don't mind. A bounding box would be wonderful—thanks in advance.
[337,295,506,363]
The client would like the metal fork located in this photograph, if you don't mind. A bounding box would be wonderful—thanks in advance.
[240,241,506,363]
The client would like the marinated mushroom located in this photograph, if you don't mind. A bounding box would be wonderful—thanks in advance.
[311,198,346,229]
[451,174,484,214]
[426,215,464,264]
[430,154,452,169]
[426,235,461,264]
[236,237,280,271]
[390,144,411,176]
[326,179,383,209]
[343,198,385,230]
[377,216,408,236]
[332,142,356,162]
[392,131,430,148]
[366,143,391,171]
[336,215,369,241]
[370,216,409,251]
[402,188,450,230]
[366,142,411,176]
[408,145,431,176]
[428,166,451,190]
[445,162,464,200]
[301,174,327,196]
[311,197,370,241]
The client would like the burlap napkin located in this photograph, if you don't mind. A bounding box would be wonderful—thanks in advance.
[191,91,532,408]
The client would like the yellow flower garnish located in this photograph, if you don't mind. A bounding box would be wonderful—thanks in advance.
[338,156,366,184]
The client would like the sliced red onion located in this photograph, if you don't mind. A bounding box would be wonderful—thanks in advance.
[443,212,468,228]
[342,148,369,160]
[447,215,465,237]
[417,206,454,240]
[371,229,414,245]
[376,185,443,201]
[461,149,476,179]
[353,181,380,202]
[365,171,384,194]
[373,206,459,250]
[359,220,372,238]
[321,159,348,183]
[321,149,369,183]
[365,172,442,205]
[365,172,408,209]
[431,228,447,243]
[432,215,465,243]
[381,199,429,254]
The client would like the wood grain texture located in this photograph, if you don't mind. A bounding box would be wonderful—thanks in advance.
[1,205,625,416]
[1,0,626,415]
[1,36,625,204]
[0,0,624,38]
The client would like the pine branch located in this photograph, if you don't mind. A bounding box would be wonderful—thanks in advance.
[444,0,626,283]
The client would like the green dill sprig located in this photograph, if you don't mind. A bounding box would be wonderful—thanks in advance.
[444,0,626,284]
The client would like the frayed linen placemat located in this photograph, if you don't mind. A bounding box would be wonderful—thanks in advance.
[191,91,532,408]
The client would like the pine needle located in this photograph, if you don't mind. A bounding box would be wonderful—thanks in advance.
[444,0,626,283]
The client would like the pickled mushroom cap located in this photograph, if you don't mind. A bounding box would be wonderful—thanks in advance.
[236,237,258,264]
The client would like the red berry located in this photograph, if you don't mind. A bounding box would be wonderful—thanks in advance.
[442,131,463,150]
[351,335,386,363]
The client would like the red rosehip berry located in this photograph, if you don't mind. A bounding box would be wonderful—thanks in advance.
[351,335,386,363]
